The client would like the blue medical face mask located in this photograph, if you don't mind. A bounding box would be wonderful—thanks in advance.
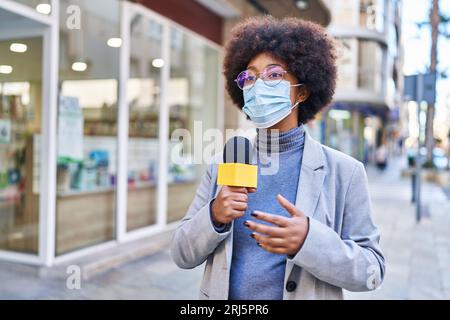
[242,79,302,128]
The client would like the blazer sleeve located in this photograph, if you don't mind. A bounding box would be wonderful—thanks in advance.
[170,163,232,269]
[288,161,385,291]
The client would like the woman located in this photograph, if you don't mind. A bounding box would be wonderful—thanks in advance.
[171,16,385,300]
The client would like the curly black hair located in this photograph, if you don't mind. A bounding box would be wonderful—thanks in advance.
[223,16,337,124]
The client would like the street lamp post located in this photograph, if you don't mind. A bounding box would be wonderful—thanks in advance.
[415,74,423,222]
[404,72,436,223]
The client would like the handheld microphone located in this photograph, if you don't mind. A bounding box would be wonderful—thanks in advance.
[217,136,258,188]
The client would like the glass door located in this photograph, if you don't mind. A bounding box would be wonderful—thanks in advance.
[55,0,120,255]
[125,9,163,232]
[0,8,45,254]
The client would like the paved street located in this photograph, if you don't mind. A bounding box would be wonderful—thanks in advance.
[345,158,450,299]
[1,157,449,300]
[0,248,202,300]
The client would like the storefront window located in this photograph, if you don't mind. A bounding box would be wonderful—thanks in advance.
[126,13,162,231]
[55,0,119,255]
[167,27,219,223]
[0,33,42,253]
[326,109,353,155]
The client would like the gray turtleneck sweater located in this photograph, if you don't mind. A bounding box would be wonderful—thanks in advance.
[228,125,305,300]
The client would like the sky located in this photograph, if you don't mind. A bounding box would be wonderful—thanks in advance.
[402,0,450,122]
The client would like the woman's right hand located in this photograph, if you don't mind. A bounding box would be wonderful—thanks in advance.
[211,186,255,226]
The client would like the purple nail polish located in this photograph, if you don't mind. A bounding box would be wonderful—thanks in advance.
[244,221,250,227]
[251,212,258,217]
[250,233,255,239]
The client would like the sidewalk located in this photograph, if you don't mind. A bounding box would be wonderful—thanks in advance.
[345,157,450,299]
[0,157,449,299]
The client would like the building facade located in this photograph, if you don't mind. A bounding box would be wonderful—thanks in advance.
[319,0,403,163]
[0,0,330,267]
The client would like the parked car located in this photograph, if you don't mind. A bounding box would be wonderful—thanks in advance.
[432,148,449,170]
[407,147,449,170]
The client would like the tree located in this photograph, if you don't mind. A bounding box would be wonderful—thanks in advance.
[417,0,450,164]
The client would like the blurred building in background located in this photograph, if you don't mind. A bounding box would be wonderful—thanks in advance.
[317,0,404,163]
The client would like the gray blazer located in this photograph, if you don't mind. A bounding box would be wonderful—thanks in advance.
[171,131,385,300]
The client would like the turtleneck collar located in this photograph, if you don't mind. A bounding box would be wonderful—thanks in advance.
[256,125,305,154]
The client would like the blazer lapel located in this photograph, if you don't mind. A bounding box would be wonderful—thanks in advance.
[294,131,326,218]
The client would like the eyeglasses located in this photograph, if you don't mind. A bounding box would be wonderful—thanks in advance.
[234,65,288,90]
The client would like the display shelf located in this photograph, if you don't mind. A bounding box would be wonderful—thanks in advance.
[57,185,115,198]
[56,177,197,198]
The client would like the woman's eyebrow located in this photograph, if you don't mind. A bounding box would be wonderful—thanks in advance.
[265,63,282,68]
[245,63,283,71]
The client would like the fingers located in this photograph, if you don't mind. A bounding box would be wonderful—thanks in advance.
[277,194,303,217]
[244,220,284,237]
[247,187,257,193]
[252,233,285,247]
[232,201,247,211]
[260,246,287,255]
[228,186,248,194]
[230,210,246,218]
[251,233,288,254]
[252,210,289,227]
[232,193,248,203]
[212,185,250,224]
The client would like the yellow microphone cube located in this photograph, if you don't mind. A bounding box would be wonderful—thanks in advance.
[217,163,258,188]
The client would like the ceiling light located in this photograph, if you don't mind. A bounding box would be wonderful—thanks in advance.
[10,43,28,53]
[152,58,164,68]
[107,38,122,48]
[0,65,13,74]
[294,0,309,10]
[72,62,87,72]
[36,3,51,15]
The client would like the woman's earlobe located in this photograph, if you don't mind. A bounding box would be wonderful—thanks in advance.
[297,87,310,103]
[297,94,307,103]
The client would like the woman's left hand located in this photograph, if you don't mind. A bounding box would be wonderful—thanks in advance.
[244,194,309,256]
